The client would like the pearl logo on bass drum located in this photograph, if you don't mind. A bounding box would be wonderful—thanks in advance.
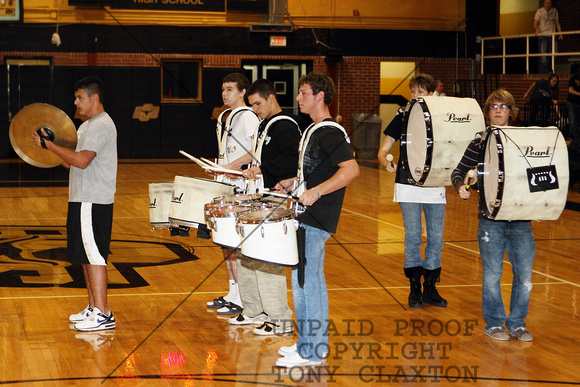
[444,113,472,123]
[521,146,552,158]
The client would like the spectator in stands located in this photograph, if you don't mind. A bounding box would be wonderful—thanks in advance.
[533,0,563,74]
[567,68,580,140]
[524,73,559,126]
[434,80,446,96]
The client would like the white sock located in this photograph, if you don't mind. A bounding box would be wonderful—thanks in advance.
[224,280,237,302]
[232,283,242,307]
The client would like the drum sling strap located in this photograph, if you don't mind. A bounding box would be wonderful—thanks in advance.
[216,106,256,165]
[295,121,350,288]
[247,115,300,193]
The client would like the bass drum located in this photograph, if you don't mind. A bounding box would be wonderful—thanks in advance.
[478,126,569,221]
[168,176,236,229]
[149,182,173,230]
[401,96,485,186]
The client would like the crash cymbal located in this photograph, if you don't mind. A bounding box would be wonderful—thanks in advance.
[9,103,77,168]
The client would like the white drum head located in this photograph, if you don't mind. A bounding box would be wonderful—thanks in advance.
[406,100,428,183]
[238,208,295,224]
[482,133,501,217]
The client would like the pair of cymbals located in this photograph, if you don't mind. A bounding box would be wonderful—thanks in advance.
[9,103,78,168]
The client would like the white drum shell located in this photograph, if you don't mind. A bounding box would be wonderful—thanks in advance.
[168,176,236,228]
[209,205,252,249]
[404,96,486,186]
[480,126,569,221]
[149,182,173,230]
[237,208,298,266]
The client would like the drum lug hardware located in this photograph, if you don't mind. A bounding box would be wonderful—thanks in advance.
[283,222,288,235]
[260,226,265,238]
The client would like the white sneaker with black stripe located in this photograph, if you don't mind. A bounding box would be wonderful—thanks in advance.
[74,307,116,331]
[227,312,267,325]
[253,321,294,336]
[69,305,93,323]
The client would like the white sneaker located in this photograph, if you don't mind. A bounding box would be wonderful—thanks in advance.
[69,305,93,323]
[74,307,116,332]
[278,344,297,356]
[228,312,267,325]
[276,351,322,368]
[253,321,294,336]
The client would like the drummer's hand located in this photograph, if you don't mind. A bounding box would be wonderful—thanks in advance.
[299,188,320,207]
[458,185,471,200]
[31,129,44,148]
[385,162,397,173]
[275,178,295,194]
[243,166,261,180]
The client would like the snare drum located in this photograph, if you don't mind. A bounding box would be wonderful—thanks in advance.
[149,182,173,230]
[236,208,298,266]
[211,193,262,205]
[402,96,485,186]
[478,126,569,221]
[208,204,253,249]
[168,176,236,229]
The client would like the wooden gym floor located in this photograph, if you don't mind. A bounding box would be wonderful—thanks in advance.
[0,159,579,386]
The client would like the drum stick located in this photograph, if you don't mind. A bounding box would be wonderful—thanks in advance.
[180,150,244,175]
[198,156,244,175]
[203,165,244,175]
[179,150,212,169]
[464,169,476,190]
[200,157,222,168]
[386,154,395,168]
[261,189,299,201]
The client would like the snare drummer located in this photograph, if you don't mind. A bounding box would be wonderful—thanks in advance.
[377,74,448,309]
[224,79,301,335]
[274,72,359,368]
[206,73,260,315]
[451,89,536,342]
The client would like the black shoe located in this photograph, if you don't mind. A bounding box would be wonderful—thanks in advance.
[422,268,448,307]
[404,267,423,308]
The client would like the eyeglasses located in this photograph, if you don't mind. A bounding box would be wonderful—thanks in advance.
[490,104,510,111]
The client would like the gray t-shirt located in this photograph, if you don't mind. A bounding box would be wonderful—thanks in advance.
[69,112,117,204]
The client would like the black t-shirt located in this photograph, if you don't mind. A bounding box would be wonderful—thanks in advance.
[297,120,354,233]
[568,73,580,105]
[383,110,410,184]
[257,111,301,188]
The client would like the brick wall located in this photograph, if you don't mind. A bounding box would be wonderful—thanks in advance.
[1,50,572,134]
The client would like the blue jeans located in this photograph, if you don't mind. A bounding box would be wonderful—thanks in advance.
[399,202,445,270]
[567,101,580,140]
[292,224,331,362]
[538,36,555,74]
[478,219,536,332]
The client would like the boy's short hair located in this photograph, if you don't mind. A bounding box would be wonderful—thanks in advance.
[483,88,516,124]
[74,76,104,104]
[247,79,277,100]
[298,72,336,106]
[223,72,251,92]
[409,74,436,93]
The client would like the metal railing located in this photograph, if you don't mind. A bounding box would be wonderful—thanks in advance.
[479,30,580,74]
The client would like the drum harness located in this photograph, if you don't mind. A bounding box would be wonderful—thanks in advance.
[247,115,301,193]
[216,106,257,166]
